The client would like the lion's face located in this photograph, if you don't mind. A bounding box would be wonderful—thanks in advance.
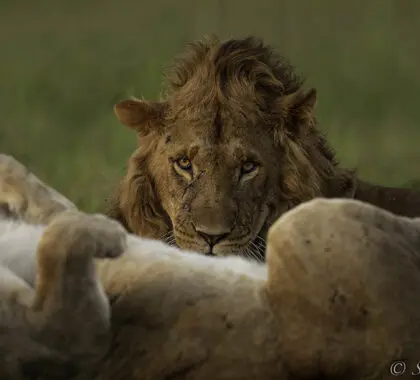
[111,37,346,259]
[146,108,282,259]
[113,92,317,259]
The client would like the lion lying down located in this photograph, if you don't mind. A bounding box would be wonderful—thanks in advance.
[1,153,420,380]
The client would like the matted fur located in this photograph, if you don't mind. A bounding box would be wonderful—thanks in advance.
[2,153,420,379]
[109,36,420,258]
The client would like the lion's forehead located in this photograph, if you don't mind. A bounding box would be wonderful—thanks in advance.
[169,76,264,115]
[163,121,273,161]
[167,95,270,135]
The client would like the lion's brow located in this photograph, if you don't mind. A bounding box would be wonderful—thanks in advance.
[231,145,261,162]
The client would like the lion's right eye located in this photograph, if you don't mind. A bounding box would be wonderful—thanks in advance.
[241,161,258,175]
[175,157,192,171]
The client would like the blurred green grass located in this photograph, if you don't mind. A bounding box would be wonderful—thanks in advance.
[1,0,419,211]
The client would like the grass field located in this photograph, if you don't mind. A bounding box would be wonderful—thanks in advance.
[1,0,419,212]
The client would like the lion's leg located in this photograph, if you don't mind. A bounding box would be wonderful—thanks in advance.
[265,198,420,379]
[28,211,127,365]
[0,154,76,225]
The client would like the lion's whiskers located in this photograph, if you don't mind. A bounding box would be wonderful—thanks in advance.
[161,230,177,247]
[249,241,265,263]
[254,235,266,246]
[161,230,266,261]
[241,241,265,263]
[241,247,254,261]
[160,230,172,240]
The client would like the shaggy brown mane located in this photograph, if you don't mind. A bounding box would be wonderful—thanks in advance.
[164,36,339,165]
[178,37,343,178]
[107,133,171,239]
[166,36,302,100]
[108,36,355,244]
[108,36,420,256]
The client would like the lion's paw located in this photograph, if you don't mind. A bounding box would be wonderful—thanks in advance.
[51,211,128,260]
[87,214,128,259]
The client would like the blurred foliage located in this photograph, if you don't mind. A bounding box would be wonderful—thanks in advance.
[0,0,419,211]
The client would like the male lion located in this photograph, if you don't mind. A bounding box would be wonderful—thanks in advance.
[109,36,420,258]
[2,154,420,379]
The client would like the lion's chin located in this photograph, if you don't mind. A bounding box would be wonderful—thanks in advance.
[171,237,245,258]
[172,237,266,262]
[172,214,269,260]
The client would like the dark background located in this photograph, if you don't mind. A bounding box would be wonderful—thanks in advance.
[1,0,419,210]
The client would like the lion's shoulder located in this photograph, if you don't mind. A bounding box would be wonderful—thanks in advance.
[353,179,420,218]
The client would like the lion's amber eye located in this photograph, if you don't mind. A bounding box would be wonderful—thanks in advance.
[241,161,257,175]
[176,156,192,171]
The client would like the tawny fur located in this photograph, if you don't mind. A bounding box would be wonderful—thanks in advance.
[2,154,420,379]
[108,36,420,258]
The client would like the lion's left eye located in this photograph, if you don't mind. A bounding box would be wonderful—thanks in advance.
[241,161,258,175]
[175,156,192,171]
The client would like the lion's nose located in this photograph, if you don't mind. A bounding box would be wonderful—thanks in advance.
[193,224,231,246]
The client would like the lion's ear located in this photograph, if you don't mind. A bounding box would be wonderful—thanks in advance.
[278,88,317,135]
[114,99,166,135]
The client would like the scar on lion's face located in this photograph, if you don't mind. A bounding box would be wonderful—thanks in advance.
[155,110,275,258]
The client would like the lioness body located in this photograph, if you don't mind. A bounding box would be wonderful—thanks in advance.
[109,36,420,258]
[0,213,126,379]
[0,218,277,379]
[2,154,420,379]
